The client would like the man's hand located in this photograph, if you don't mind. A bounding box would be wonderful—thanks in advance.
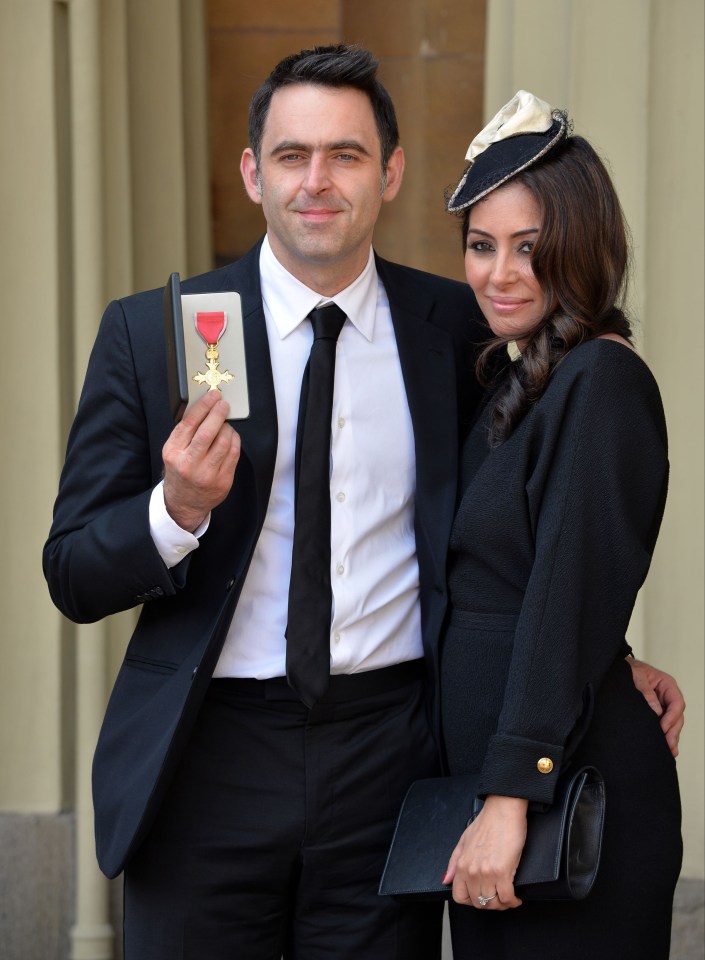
[162,390,241,532]
[627,658,685,757]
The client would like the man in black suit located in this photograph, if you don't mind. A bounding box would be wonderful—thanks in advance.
[44,44,684,960]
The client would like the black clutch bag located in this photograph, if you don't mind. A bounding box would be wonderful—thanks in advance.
[379,766,605,901]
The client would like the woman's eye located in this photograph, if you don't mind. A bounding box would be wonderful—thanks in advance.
[468,241,493,253]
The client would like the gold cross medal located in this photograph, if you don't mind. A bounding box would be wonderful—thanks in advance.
[169,287,249,419]
[193,311,234,392]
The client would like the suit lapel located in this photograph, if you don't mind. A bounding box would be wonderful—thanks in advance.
[376,256,459,599]
[203,241,278,538]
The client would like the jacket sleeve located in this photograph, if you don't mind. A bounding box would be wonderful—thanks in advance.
[478,348,669,803]
[43,298,190,624]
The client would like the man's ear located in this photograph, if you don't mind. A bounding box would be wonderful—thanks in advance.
[241,148,263,204]
[382,146,405,203]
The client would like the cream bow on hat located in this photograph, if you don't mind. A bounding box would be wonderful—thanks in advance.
[465,90,554,162]
[446,90,568,212]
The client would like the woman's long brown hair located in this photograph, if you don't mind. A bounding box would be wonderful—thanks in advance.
[462,136,633,446]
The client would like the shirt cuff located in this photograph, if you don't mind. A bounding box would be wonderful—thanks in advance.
[149,481,209,569]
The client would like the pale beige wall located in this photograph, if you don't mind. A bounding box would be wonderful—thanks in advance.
[485,0,704,880]
[0,0,69,815]
[643,0,705,882]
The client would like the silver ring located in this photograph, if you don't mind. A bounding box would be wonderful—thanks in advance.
[477,893,497,906]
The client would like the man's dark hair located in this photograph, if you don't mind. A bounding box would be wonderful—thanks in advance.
[248,44,400,171]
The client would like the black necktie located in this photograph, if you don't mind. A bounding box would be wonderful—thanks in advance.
[286,303,347,707]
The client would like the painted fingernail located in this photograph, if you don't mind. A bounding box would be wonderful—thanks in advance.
[441,872,450,884]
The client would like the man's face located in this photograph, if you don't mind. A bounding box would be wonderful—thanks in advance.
[241,83,404,294]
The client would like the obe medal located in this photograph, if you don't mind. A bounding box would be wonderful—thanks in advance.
[192,311,234,392]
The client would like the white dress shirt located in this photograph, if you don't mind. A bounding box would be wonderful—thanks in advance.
[150,235,422,677]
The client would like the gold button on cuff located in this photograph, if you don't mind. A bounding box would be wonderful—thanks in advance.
[537,757,554,774]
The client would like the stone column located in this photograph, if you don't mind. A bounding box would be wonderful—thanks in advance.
[66,0,115,956]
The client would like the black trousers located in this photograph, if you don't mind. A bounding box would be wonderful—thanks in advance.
[124,662,443,960]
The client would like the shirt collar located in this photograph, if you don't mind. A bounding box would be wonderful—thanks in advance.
[260,235,378,342]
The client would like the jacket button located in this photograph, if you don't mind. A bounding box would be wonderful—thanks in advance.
[537,757,554,774]
[226,578,235,591]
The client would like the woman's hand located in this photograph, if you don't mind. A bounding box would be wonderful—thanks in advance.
[443,794,529,910]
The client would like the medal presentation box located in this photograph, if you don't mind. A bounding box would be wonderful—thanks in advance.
[163,272,250,422]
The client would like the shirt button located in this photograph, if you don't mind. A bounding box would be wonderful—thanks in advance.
[337,417,346,428]
[175,546,188,555]
[335,492,346,503]
[336,564,345,576]
[333,632,341,644]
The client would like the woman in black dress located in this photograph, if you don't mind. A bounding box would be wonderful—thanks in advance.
[440,92,682,959]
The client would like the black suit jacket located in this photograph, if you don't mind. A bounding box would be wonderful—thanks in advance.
[43,241,483,878]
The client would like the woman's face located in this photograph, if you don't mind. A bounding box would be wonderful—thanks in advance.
[464,182,545,346]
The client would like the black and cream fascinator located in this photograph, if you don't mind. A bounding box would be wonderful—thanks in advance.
[446,90,568,213]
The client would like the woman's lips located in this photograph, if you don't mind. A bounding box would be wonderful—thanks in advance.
[488,297,530,313]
